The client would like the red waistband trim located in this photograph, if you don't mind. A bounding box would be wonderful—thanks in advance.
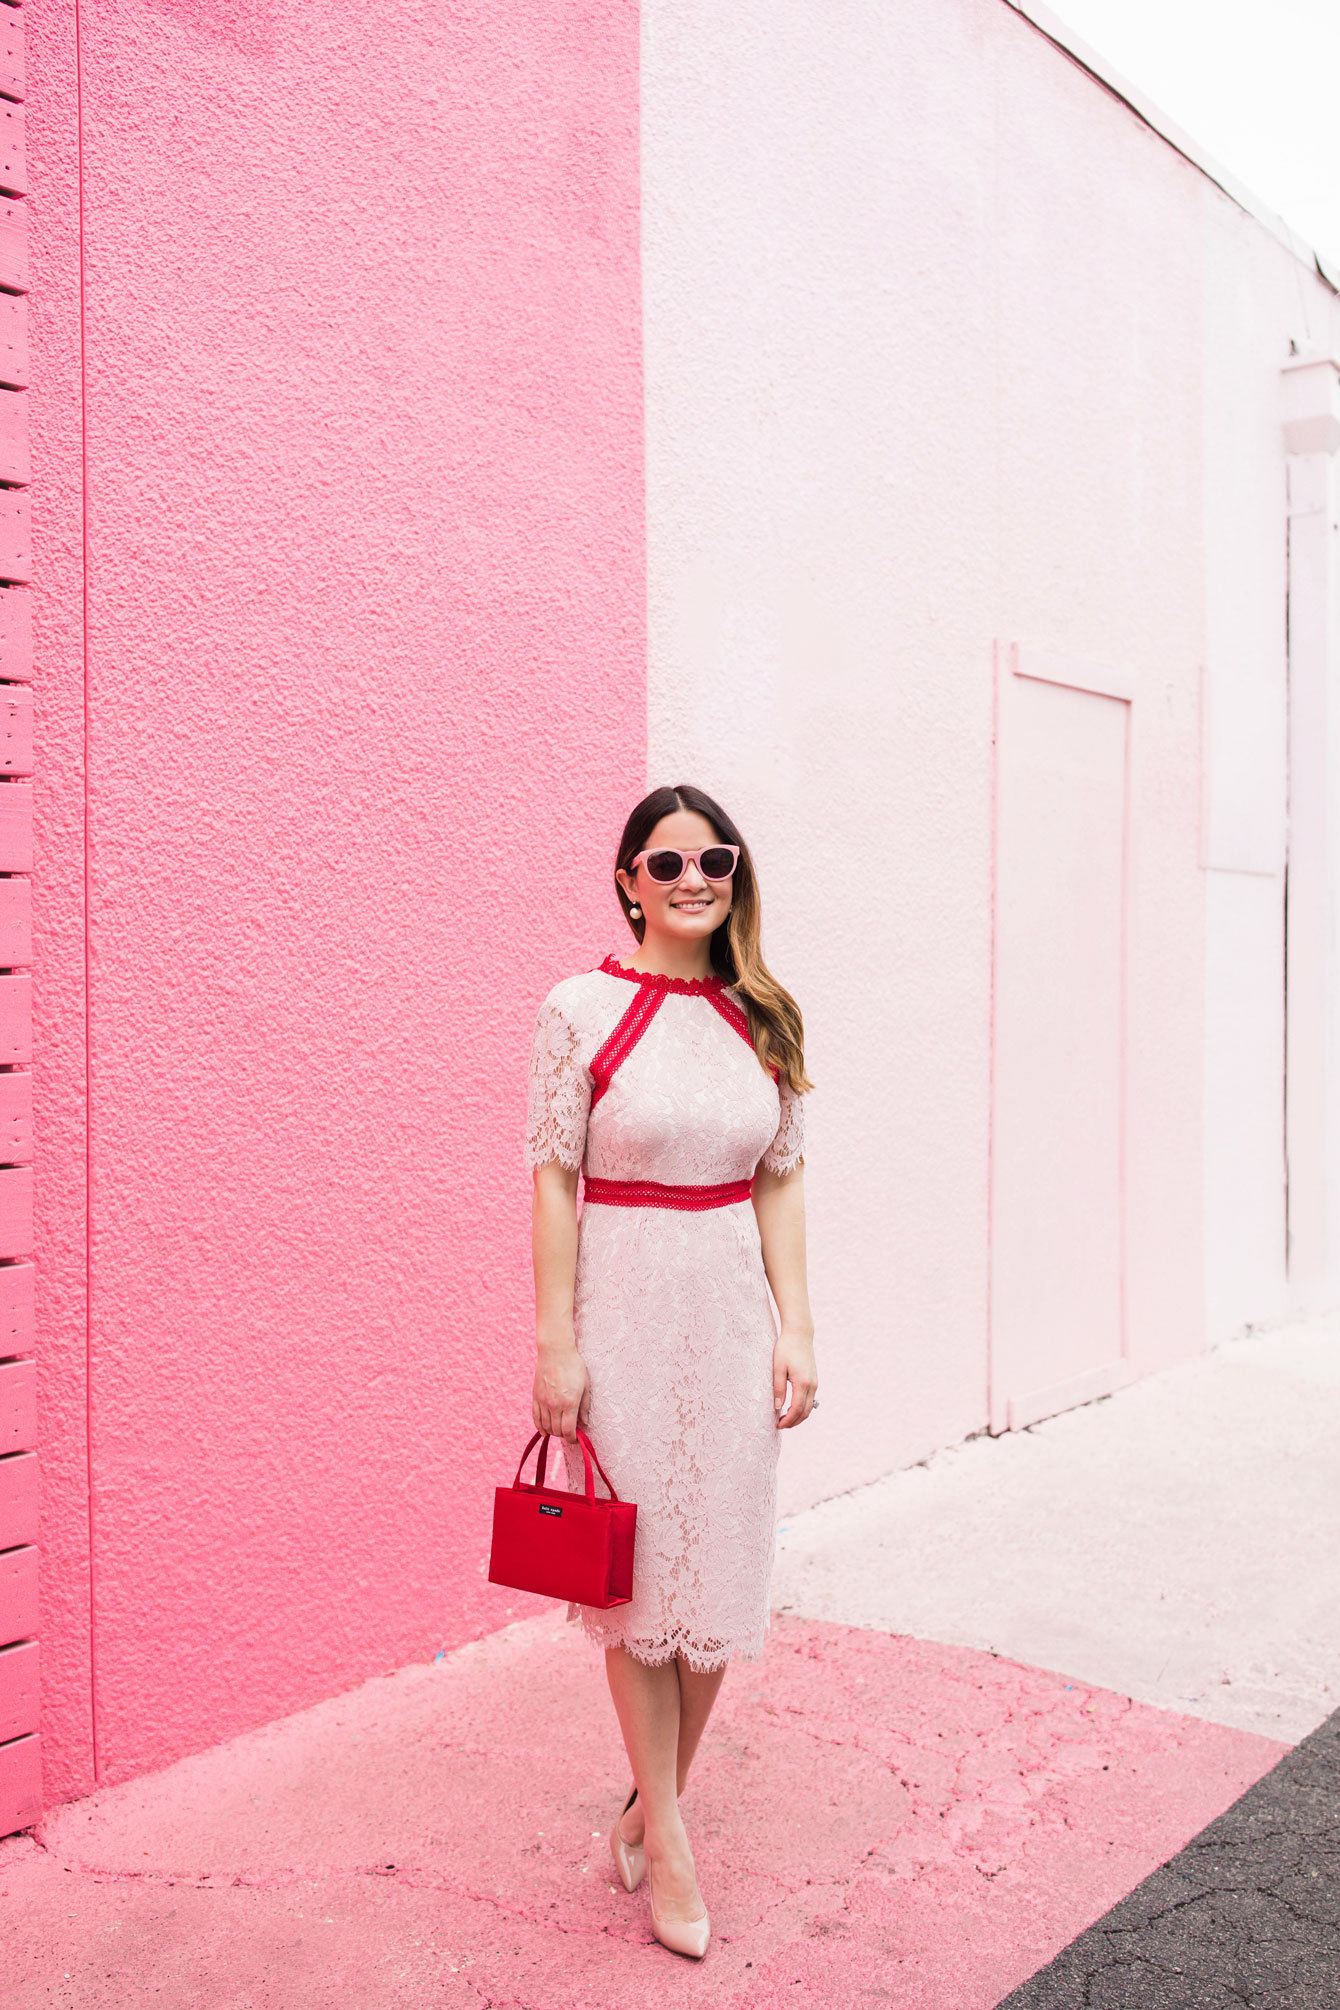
[582,1176,754,1212]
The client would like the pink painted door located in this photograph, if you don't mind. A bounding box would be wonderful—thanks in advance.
[990,651,1131,1431]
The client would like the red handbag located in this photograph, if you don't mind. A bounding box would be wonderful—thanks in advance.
[488,1427,636,1609]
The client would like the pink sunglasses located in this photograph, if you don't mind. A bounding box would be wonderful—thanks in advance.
[630,844,740,886]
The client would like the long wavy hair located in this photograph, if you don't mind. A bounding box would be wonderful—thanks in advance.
[614,785,811,1094]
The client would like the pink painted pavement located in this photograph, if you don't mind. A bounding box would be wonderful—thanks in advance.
[0,1617,1283,2008]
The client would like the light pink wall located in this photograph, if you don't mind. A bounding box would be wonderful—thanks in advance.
[31,0,643,1794]
[643,0,1210,1509]
[989,8,1207,1403]
[1197,190,1338,1344]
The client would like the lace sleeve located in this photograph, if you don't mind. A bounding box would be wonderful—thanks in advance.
[525,993,591,1172]
[759,1076,805,1176]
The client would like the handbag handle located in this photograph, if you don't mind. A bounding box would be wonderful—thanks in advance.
[513,1427,621,1504]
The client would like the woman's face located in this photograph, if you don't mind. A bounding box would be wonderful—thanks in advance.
[617,809,734,946]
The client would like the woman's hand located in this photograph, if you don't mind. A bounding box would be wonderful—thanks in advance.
[533,1340,590,1443]
[773,1327,818,1429]
[754,1164,817,1428]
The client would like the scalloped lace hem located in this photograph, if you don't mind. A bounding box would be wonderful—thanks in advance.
[523,1140,584,1173]
[566,1601,768,1672]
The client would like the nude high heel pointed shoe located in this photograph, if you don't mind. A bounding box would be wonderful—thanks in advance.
[609,1788,646,1893]
[648,1859,711,1960]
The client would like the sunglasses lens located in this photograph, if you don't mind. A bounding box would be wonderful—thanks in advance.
[645,850,685,883]
[700,848,736,880]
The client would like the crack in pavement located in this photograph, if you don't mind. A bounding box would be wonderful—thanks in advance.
[25,1844,852,1950]
[20,1848,662,1946]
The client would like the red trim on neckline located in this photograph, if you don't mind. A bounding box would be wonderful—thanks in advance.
[589,986,667,1107]
[593,956,778,1086]
[703,983,780,1084]
[599,953,727,998]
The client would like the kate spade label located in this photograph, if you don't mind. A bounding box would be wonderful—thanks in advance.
[539,1503,562,1517]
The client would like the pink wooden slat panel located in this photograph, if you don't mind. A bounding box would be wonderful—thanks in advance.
[0,1543,35,1644]
[0,105,22,199]
[0,1731,39,1836]
[0,1069,31,1162]
[0,386,26,483]
[0,585,30,678]
[0,11,20,107]
[0,200,25,293]
[0,293,26,389]
[0,782,32,869]
[0,973,30,1064]
[0,1165,30,1256]
[0,1262,35,1354]
[0,685,31,772]
[0,1637,36,1741]
[0,1358,33,1451]
[0,10,29,1808]
[0,1448,35,1546]
[0,876,29,964]
[0,492,28,580]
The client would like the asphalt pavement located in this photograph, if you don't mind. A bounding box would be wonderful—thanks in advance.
[997,1704,1340,2008]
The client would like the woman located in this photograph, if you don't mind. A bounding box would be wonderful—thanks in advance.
[525,783,817,1959]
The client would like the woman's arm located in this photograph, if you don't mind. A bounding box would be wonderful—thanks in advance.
[531,1161,590,1442]
[752,1163,818,1429]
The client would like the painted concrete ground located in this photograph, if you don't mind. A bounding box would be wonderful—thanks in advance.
[0,1618,1281,2009]
[3,1322,1334,2007]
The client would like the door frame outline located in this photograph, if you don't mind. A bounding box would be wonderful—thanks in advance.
[987,641,1136,1434]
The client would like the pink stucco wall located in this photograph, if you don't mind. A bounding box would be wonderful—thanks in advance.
[30,0,643,1797]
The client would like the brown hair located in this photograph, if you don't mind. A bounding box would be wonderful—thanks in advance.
[614,784,812,1094]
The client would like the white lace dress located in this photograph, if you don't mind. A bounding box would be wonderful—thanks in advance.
[525,955,805,1670]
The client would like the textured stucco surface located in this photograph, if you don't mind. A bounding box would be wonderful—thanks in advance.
[0,1614,1283,2009]
[30,0,643,1791]
[642,0,1221,1510]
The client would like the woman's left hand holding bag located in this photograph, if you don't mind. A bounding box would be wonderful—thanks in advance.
[532,1160,590,1442]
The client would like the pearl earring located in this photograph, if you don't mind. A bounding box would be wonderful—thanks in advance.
[629,904,641,919]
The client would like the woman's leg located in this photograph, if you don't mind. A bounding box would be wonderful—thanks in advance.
[674,1659,728,1789]
[616,1656,728,1845]
[604,1648,705,1922]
